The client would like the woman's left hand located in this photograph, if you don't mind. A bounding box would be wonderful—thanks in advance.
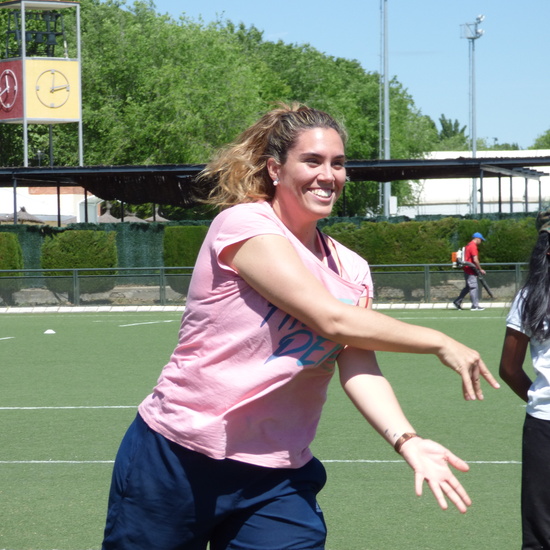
[398,436,472,513]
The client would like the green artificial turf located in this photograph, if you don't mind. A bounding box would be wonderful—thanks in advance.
[0,309,524,549]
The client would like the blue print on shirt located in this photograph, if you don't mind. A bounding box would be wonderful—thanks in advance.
[262,303,344,369]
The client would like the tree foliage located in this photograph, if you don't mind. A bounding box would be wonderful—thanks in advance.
[0,0,452,214]
[531,129,550,150]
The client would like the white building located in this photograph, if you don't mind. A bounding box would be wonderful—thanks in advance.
[0,184,101,225]
[397,150,550,218]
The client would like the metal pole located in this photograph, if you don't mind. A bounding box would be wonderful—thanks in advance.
[12,177,17,224]
[462,16,484,215]
[76,4,84,166]
[382,0,391,217]
[470,37,478,214]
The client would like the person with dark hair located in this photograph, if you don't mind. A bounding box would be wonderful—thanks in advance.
[453,232,487,311]
[102,103,499,550]
[499,208,550,550]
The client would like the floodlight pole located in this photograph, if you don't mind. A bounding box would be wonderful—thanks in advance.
[461,15,484,215]
[381,0,391,217]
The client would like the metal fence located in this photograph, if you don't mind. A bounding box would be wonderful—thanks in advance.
[370,263,526,304]
[0,263,527,308]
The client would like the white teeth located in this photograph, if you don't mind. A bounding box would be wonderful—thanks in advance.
[310,188,332,198]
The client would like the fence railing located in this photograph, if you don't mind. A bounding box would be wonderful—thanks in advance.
[0,263,526,308]
[369,262,526,304]
[0,266,194,307]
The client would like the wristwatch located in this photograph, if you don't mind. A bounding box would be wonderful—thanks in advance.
[35,68,70,108]
[0,68,18,110]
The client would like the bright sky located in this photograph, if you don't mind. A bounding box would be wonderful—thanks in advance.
[150,0,549,150]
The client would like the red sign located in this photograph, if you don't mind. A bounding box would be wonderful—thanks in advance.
[0,60,23,121]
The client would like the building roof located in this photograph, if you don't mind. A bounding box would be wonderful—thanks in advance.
[0,156,549,207]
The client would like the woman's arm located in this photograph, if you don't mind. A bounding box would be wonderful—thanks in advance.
[224,233,499,400]
[499,327,531,402]
[338,346,472,513]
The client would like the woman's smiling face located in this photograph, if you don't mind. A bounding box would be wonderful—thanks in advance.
[269,127,346,229]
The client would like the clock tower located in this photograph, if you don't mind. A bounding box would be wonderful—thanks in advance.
[0,0,82,165]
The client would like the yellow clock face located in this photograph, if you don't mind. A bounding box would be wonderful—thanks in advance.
[0,68,18,110]
[35,69,70,108]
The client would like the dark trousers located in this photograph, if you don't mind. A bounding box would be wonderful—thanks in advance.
[102,414,328,550]
[522,413,550,549]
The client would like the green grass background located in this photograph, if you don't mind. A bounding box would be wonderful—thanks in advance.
[0,309,524,549]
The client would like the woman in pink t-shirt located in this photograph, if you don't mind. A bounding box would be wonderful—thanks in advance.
[102,104,499,550]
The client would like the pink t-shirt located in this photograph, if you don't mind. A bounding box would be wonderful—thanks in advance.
[139,201,373,468]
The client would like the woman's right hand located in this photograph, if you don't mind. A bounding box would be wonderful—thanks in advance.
[436,335,500,401]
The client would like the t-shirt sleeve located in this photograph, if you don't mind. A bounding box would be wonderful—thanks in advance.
[506,292,530,336]
[210,204,286,271]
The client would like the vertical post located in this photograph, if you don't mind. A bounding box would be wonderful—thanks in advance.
[12,177,18,223]
[159,267,166,306]
[22,4,28,167]
[479,168,484,215]
[462,16,484,215]
[470,37,478,214]
[57,186,61,226]
[72,269,80,305]
[424,265,431,302]
[382,0,391,217]
[49,124,54,166]
[76,3,83,166]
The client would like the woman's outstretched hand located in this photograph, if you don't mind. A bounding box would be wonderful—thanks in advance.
[399,436,472,513]
[436,336,500,400]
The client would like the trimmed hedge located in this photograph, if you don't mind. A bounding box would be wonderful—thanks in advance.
[41,230,117,299]
[0,214,540,277]
[0,232,24,305]
[324,216,538,267]
[163,225,209,294]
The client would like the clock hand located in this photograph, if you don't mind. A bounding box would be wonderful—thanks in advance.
[0,75,9,95]
[50,84,69,92]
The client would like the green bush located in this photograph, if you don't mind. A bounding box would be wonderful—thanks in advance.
[41,230,117,300]
[325,216,539,267]
[163,225,208,294]
[0,233,24,305]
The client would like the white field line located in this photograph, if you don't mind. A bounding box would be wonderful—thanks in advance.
[0,406,522,464]
[0,405,136,410]
[0,459,521,465]
[118,320,176,327]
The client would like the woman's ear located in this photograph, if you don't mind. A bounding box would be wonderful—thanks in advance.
[266,158,280,182]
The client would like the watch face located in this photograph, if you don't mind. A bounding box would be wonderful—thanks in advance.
[0,69,18,110]
[35,68,70,108]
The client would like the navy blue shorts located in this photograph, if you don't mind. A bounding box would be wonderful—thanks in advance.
[102,414,327,550]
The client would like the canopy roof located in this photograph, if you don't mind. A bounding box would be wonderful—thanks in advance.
[0,156,549,207]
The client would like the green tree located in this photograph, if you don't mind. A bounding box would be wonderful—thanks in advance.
[432,115,469,151]
[0,0,445,217]
[531,129,550,150]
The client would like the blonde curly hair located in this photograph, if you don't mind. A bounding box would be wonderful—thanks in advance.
[199,103,347,208]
